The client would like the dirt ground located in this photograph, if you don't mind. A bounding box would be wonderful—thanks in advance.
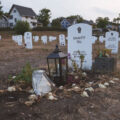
[0,31,120,120]
[0,73,120,120]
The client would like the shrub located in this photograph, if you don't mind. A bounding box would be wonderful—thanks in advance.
[14,21,30,35]
[32,26,66,31]
[14,63,33,84]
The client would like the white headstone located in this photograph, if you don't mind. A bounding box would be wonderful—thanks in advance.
[34,36,39,42]
[17,35,23,46]
[49,36,56,42]
[41,36,47,44]
[59,34,66,46]
[24,32,33,49]
[0,35,2,40]
[99,31,120,54]
[68,23,97,70]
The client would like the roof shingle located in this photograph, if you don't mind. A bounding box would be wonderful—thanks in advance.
[9,4,36,17]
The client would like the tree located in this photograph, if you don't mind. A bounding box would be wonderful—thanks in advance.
[113,14,120,24]
[38,8,51,27]
[51,17,65,28]
[0,1,3,17]
[14,21,30,35]
[66,15,83,23]
[96,17,109,29]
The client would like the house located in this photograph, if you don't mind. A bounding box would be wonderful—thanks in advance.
[8,4,37,28]
[82,20,96,28]
[61,18,77,29]
[61,18,96,29]
[106,22,119,31]
[0,15,9,28]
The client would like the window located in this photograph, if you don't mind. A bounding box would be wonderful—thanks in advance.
[14,10,16,13]
[10,23,13,27]
[10,15,13,19]
[14,18,17,23]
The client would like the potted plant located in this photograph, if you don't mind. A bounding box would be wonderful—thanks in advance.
[93,49,116,72]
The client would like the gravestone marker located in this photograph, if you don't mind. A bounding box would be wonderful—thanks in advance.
[59,34,66,46]
[99,31,120,54]
[34,36,39,42]
[41,36,47,44]
[0,35,2,40]
[68,23,97,70]
[49,36,56,42]
[24,32,33,49]
[17,35,23,46]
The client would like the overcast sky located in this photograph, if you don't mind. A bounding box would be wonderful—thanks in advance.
[1,0,120,21]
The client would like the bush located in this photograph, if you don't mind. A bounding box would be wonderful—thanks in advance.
[14,21,30,35]
[32,26,66,31]
[14,63,33,85]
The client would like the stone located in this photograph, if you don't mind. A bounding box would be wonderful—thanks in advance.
[81,91,89,97]
[25,101,34,106]
[98,83,106,89]
[28,94,38,101]
[68,23,97,70]
[59,34,66,46]
[24,32,33,49]
[99,31,120,54]
[7,86,16,92]
[85,87,94,92]
[104,82,109,86]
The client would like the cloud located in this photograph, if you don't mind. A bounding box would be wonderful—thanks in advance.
[92,7,115,16]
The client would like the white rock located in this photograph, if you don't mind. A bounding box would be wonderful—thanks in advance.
[113,78,119,81]
[28,94,38,101]
[104,82,109,86]
[109,80,115,84]
[59,86,63,90]
[85,87,94,92]
[25,101,34,106]
[7,86,16,92]
[48,93,58,101]
[72,83,76,87]
[12,76,16,79]
[73,86,81,92]
[28,89,34,94]
[75,76,79,79]
[98,84,106,89]
[81,91,89,97]
[82,72,87,77]
[89,82,94,85]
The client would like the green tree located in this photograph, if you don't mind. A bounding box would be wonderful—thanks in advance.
[96,17,109,29]
[51,17,64,28]
[14,21,30,35]
[38,8,51,27]
[66,15,83,23]
[113,14,120,24]
[0,1,3,17]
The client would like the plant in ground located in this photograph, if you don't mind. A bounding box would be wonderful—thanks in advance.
[14,21,30,35]
[13,62,33,85]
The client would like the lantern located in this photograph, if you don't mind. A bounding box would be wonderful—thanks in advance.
[47,45,68,86]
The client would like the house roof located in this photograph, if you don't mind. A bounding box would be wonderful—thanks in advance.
[9,4,36,17]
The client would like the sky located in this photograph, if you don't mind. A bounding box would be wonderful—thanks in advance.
[1,0,120,21]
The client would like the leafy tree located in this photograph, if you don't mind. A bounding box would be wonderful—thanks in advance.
[14,21,30,35]
[51,17,65,27]
[4,12,9,17]
[38,8,51,27]
[113,14,120,24]
[0,1,3,17]
[96,17,109,29]
[66,15,83,23]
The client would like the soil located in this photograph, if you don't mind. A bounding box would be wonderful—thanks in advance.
[0,76,120,120]
[0,31,120,120]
